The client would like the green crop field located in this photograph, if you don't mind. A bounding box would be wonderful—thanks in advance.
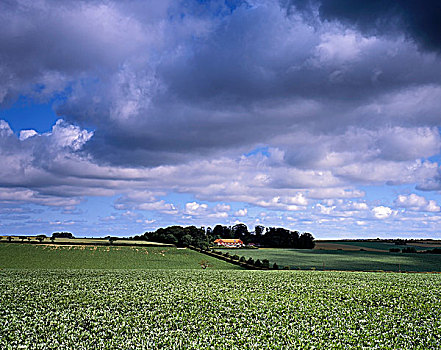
[316,240,435,252]
[0,244,240,270]
[1,243,441,348]
[0,236,173,246]
[221,248,441,272]
[1,269,440,349]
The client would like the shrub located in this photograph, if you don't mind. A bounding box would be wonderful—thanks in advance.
[262,259,270,268]
[246,258,254,265]
[254,259,262,268]
[239,256,246,263]
[389,248,400,253]
[232,255,240,261]
[402,247,417,253]
[272,262,279,270]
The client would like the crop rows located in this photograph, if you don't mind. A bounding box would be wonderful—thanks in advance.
[1,270,441,349]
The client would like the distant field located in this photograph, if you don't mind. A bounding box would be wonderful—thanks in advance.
[0,236,172,246]
[1,270,440,349]
[221,248,441,272]
[315,240,441,252]
[0,244,241,270]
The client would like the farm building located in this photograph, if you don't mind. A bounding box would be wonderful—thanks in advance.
[213,238,244,248]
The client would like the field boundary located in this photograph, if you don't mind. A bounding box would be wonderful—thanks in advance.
[0,240,173,248]
[188,246,266,270]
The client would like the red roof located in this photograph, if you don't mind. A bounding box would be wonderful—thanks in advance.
[214,238,243,244]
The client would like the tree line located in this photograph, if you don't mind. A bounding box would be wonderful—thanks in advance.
[138,224,315,249]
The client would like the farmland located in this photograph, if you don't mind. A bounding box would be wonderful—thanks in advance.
[221,248,441,272]
[0,244,240,270]
[0,236,173,246]
[315,240,441,252]
[1,269,440,349]
[1,243,441,348]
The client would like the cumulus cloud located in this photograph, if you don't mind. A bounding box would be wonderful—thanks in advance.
[372,206,396,219]
[395,194,441,212]
[234,208,248,217]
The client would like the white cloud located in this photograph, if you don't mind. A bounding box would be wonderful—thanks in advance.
[395,194,440,212]
[184,201,208,216]
[50,119,94,150]
[234,208,247,217]
[372,206,395,219]
[19,129,38,141]
[137,201,177,214]
[315,31,377,64]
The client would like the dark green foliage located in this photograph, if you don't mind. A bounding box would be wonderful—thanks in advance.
[389,248,400,253]
[262,259,270,268]
[144,223,315,249]
[232,223,249,242]
[239,256,246,262]
[52,232,74,239]
[213,225,233,239]
[402,247,417,253]
[247,257,254,265]
[144,226,209,249]
[36,234,46,243]
[232,254,240,261]
[298,232,315,249]
[272,262,279,270]
[254,259,262,267]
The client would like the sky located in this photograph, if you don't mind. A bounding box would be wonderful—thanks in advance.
[1,0,441,239]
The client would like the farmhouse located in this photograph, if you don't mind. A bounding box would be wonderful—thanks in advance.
[213,238,244,248]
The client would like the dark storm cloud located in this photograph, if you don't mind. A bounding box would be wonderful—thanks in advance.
[46,0,441,167]
[289,0,441,52]
[1,0,441,195]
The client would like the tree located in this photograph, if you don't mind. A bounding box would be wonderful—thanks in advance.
[402,247,417,253]
[181,234,193,247]
[213,225,232,238]
[164,233,179,245]
[107,236,117,245]
[299,232,315,249]
[254,225,265,236]
[52,232,74,239]
[232,223,249,242]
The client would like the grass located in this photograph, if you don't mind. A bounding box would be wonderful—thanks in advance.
[316,240,441,252]
[0,243,241,270]
[0,236,172,246]
[221,248,441,272]
[1,270,440,349]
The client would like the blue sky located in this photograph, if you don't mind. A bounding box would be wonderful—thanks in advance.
[1,0,441,239]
